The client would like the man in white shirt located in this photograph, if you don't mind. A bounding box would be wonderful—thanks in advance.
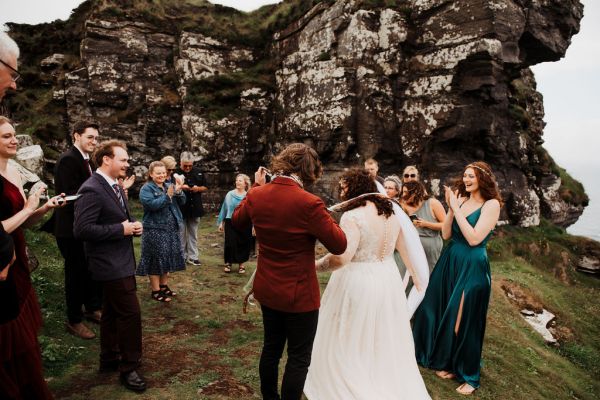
[74,140,146,392]
[49,122,102,339]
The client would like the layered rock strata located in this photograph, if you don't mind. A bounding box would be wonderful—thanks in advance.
[38,0,585,224]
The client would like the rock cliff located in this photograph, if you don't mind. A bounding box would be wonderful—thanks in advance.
[3,0,587,226]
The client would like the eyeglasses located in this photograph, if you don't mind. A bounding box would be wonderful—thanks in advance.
[404,174,416,178]
[0,59,20,83]
[167,169,176,172]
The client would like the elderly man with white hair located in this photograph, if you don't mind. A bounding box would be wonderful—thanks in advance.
[0,32,20,100]
[177,151,208,266]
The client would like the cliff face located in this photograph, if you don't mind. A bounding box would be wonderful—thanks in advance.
[5,0,587,226]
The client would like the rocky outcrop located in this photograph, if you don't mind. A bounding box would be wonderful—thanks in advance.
[271,0,585,226]
[61,19,181,170]
[11,0,586,224]
[11,134,47,197]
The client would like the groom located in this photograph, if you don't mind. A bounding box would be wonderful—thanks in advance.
[232,143,347,400]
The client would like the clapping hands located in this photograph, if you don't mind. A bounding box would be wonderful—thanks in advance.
[121,175,136,190]
[443,185,462,211]
[173,173,185,189]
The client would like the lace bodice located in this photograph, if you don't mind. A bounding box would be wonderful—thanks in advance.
[338,203,401,263]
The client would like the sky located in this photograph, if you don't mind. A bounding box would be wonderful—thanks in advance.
[1,0,598,177]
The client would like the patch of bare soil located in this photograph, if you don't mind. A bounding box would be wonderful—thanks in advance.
[553,251,572,284]
[500,279,545,312]
[52,368,115,398]
[199,377,254,396]
[142,323,215,387]
[499,279,574,343]
[233,347,260,359]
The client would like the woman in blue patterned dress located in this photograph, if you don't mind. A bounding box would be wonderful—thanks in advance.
[137,161,186,302]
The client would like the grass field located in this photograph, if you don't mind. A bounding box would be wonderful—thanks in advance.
[23,206,600,400]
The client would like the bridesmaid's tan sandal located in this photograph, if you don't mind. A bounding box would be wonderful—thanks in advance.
[456,383,477,395]
[435,370,456,379]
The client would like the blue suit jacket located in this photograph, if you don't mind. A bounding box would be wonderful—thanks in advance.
[73,172,137,281]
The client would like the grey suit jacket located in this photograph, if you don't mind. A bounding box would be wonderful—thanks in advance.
[73,173,137,281]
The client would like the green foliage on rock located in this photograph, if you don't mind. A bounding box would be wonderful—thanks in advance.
[557,166,589,206]
[186,61,275,120]
[534,147,589,206]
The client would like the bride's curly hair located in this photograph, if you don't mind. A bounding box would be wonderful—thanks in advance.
[337,168,394,218]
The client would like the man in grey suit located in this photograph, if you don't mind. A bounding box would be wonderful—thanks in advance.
[74,140,146,392]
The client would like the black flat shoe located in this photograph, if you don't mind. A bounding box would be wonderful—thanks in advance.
[119,369,147,392]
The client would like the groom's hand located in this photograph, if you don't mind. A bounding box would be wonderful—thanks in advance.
[255,167,268,186]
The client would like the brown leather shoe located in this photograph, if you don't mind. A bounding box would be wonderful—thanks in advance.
[84,310,102,324]
[66,322,96,339]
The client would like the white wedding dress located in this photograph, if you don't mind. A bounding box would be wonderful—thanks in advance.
[304,202,431,400]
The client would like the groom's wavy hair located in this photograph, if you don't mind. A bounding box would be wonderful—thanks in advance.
[270,143,323,187]
[337,168,394,218]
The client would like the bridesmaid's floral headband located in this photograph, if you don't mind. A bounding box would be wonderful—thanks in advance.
[466,164,492,178]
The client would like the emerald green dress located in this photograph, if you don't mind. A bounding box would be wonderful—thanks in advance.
[412,207,492,389]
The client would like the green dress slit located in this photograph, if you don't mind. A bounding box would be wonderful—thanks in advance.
[412,207,492,389]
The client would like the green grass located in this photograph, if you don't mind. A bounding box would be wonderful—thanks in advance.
[21,206,600,399]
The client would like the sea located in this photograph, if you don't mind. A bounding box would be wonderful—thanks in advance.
[565,166,599,242]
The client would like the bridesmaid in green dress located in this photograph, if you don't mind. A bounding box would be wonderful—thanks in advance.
[412,161,502,396]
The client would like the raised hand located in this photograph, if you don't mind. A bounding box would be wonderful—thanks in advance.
[443,185,452,205]
[25,186,45,212]
[167,184,175,198]
[447,189,462,212]
[121,175,136,190]
[255,166,268,186]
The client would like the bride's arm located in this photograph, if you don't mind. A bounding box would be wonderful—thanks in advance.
[316,215,360,272]
[395,229,424,292]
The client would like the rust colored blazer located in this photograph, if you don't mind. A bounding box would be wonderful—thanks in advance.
[232,176,347,313]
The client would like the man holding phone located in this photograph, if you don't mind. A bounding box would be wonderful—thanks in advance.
[51,121,103,339]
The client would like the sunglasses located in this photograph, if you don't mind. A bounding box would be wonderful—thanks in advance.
[0,59,20,83]
[404,174,416,178]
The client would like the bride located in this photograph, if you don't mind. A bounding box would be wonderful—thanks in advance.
[304,168,431,400]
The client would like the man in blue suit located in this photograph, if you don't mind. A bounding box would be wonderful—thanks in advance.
[74,140,146,392]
